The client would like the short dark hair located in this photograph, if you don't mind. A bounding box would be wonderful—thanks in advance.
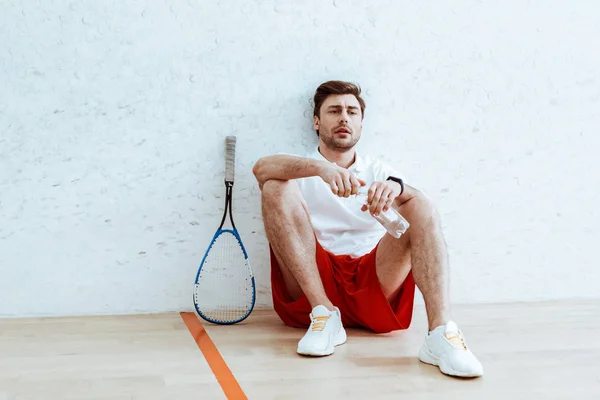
[313,80,366,119]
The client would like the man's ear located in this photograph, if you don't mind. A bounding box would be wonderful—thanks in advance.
[313,115,320,131]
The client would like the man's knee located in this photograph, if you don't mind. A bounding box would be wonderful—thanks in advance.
[402,194,442,228]
[261,180,302,209]
[419,195,441,222]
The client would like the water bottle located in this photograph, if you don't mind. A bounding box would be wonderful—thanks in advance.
[355,191,410,238]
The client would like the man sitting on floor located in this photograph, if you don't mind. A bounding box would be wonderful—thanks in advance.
[252,80,483,378]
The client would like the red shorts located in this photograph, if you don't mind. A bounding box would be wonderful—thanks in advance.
[270,239,416,334]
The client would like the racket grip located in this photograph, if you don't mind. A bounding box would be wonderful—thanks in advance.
[225,136,237,182]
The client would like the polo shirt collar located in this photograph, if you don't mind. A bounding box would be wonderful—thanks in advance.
[313,146,364,173]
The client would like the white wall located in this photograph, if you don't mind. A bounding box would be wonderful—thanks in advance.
[1,1,599,317]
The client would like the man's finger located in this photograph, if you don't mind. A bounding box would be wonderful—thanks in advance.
[342,174,352,197]
[383,196,394,212]
[367,184,377,204]
[373,195,384,215]
[350,175,361,195]
[330,180,339,195]
[371,185,385,214]
[375,188,392,215]
[336,177,346,197]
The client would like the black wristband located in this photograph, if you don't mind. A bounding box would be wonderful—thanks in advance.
[386,176,404,195]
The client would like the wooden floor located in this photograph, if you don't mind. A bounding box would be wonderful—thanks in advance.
[1,301,600,399]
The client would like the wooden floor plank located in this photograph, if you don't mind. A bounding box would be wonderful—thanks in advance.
[1,301,599,399]
[203,300,600,399]
[0,313,225,400]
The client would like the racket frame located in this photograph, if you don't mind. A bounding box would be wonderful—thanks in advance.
[193,137,256,325]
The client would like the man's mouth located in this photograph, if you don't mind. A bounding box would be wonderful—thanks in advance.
[335,127,351,134]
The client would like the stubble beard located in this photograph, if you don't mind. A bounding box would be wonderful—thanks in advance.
[320,130,360,152]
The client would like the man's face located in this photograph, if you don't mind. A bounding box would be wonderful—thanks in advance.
[314,94,363,152]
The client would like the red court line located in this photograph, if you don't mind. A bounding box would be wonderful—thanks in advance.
[180,312,247,400]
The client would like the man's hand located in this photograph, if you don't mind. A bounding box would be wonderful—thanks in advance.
[318,162,366,197]
[361,180,402,216]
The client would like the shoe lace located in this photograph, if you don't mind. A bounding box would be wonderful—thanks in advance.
[311,315,330,332]
[445,331,467,350]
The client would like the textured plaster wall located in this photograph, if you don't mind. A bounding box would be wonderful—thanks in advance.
[1,1,599,316]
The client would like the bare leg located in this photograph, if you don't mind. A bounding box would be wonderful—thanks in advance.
[376,195,451,331]
[261,180,334,310]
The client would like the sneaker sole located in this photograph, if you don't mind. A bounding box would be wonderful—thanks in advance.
[418,346,483,378]
[297,328,347,357]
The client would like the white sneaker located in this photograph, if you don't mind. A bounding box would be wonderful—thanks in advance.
[297,305,347,356]
[418,321,483,378]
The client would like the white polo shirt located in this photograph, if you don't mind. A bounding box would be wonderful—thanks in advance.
[294,147,406,258]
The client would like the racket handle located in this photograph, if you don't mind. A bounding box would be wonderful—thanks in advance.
[225,136,237,183]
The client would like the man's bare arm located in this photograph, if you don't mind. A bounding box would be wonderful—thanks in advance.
[253,154,366,196]
[252,155,326,188]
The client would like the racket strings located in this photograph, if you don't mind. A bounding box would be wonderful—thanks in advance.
[195,231,253,323]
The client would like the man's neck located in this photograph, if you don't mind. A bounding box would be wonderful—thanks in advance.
[318,143,356,169]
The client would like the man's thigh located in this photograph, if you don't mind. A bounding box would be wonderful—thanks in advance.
[375,232,412,302]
